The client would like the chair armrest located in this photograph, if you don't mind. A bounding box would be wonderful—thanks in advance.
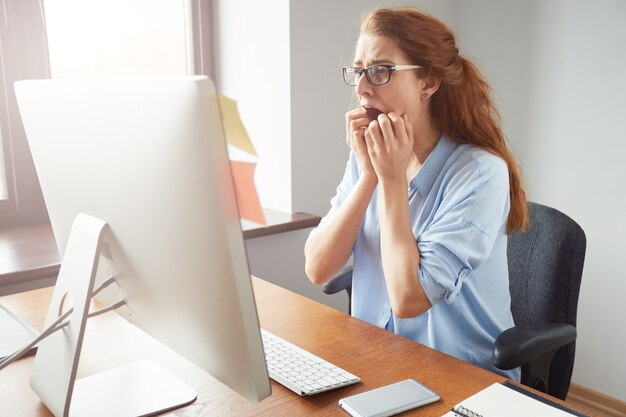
[492,323,577,370]
[321,267,353,295]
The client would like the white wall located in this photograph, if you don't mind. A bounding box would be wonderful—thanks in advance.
[245,229,348,312]
[216,0,626,401]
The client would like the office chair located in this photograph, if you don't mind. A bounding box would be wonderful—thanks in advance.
[321,202,586,400]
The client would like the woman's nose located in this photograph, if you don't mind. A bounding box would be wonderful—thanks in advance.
[355,72,372,96]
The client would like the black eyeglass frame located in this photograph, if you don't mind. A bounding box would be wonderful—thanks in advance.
[342,64,422,86]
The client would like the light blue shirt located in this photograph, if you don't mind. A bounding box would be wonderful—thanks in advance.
[323,135,520,380]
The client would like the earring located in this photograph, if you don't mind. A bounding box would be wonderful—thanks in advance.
[420,92,429,99]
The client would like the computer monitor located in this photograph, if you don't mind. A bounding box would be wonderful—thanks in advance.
[14,76,271,415]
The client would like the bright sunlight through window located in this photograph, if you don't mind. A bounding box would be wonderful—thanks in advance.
[44,0,191,78]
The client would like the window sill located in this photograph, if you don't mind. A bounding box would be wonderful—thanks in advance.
[0,210,320,290]
[242,209,320,239]
[0,224,60,288]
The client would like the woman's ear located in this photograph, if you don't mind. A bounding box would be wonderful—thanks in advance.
[420,76,441,98]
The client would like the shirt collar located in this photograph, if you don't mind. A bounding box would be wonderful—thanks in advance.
[410,134,457,197]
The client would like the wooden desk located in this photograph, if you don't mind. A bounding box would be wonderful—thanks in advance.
[0,278,591,417]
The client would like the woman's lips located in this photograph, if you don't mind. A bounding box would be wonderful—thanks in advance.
[364,106,383,121]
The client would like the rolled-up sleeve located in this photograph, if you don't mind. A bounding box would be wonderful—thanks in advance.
[319,151,359,224]
[417,159,510,305]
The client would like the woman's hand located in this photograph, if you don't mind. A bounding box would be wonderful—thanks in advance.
[364,113,414,182]
[345,108,376,180]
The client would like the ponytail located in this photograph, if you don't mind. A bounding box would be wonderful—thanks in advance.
[432,57,528,232]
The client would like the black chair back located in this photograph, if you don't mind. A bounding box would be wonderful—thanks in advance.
[507,202,586,399]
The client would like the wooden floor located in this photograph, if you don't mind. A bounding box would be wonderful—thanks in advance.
[567,383,626,417]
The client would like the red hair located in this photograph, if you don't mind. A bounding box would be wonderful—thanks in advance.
[362,8,528,232]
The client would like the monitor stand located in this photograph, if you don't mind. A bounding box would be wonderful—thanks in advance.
[29,213,197,417]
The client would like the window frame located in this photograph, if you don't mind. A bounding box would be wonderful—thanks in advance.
[0,1,18,214]
[0,62,17,215]
[187,0,216,79]
[0,0,50,228]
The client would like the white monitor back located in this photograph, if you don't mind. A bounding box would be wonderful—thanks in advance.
[14,77,271,403]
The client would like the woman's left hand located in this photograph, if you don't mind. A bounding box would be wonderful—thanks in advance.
[364,112,414,182]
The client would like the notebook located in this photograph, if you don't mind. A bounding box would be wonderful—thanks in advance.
[443,381,591,417]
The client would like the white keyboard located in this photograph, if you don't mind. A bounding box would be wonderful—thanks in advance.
[261,328,361,395]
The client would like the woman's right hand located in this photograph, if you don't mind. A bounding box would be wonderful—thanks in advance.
[345,108,376,180]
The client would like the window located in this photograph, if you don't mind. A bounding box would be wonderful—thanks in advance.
[43,0,192,78]
[0,0,213,227]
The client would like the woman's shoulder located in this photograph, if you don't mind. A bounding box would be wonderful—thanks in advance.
[448,142,508,177]
[434,142,510,213]
[437,142,509,196]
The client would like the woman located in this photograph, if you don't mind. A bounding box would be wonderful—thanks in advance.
[304,7,527,380]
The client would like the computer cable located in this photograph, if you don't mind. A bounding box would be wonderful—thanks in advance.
[0,276,125,371]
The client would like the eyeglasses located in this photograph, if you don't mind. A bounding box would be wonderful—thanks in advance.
[342,64,422,86]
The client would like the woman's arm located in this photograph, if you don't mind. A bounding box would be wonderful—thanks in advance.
[304,107,377,285]
[365,113,431,317]
[304,174,376,285]
[378,179,431,317]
